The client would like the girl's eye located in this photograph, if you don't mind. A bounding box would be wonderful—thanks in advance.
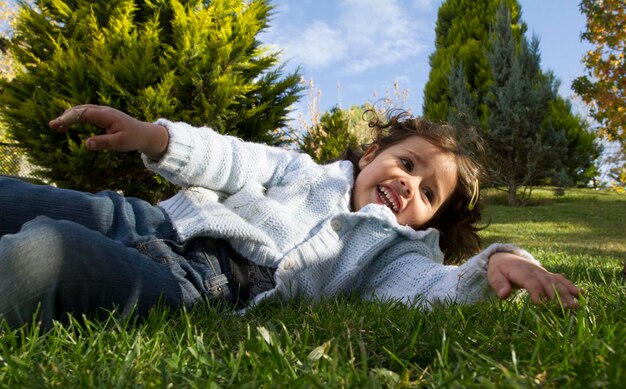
[400,158,413,171]
[421,188,434,202]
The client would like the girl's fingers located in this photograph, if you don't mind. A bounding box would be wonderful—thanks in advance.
[522,271,580,308]
[555,273,583,296]
[487,267,513,298]
[528,286,547,305]
[552,282,579,308]
[49,105,115,131]
[489,253,580,309]
[539,274,580,308]
[49,107,88,129]
[85,134,111,150]
[50,105,81,128]
[86,132,132,151]
[49,105,148,153]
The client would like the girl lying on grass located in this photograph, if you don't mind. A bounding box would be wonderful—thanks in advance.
[0,105,581,328]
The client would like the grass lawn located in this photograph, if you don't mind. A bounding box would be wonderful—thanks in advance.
[1,188,625,387]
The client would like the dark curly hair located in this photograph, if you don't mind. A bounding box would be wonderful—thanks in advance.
[341,109,486,265]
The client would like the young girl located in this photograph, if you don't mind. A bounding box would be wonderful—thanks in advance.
[0,105,580,328]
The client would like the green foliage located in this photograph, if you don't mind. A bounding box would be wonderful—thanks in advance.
[428,0,598,203]
[1,188,625,387]
[295,103,376,165]
[342,104,374,146]
[293,77,410,165]
[542,95,601,187]
[0,0,302,201]
[423,0,523,123]
[447,60,480,129]
[572,0,625,146]
[298,106,358,164]
[605,145,626,192]
[485,2,557,205]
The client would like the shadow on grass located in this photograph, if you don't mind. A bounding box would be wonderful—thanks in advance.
[482,188,621,207]
[483,233,626,261]
[481,190,626,264]
[547,261,625,284]
[483,198,626,222]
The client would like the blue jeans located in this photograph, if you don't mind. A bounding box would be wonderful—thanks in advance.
[0,176,232,328]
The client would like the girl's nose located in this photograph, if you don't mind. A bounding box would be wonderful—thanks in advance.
[399,178,413,197]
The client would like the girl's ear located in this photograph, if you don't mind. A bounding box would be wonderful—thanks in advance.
[358,144,379,169]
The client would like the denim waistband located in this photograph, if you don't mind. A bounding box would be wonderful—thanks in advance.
[200,238,250,308]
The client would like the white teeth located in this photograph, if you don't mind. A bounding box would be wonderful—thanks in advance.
[378,186,399,212]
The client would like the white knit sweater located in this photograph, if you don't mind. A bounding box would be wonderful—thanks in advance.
[143,120,536,308]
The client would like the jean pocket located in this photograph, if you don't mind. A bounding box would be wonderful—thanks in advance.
[180,238,235,304]
[203,273,231,301]
[135,239,183,265]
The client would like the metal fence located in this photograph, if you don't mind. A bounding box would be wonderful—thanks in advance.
[0,142,45,182]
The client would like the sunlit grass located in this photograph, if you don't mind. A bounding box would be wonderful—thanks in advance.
[482,188,626,260]
[1,188,625,387]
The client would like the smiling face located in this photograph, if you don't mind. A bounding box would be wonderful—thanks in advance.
[352,135,459,229]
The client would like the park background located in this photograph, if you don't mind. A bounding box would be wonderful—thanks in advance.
[0,0,624,197]
[263,0,589,121]
[0,0,625,387]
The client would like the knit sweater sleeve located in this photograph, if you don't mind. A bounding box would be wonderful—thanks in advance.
[142,119,309,192]
[362,242,538,307]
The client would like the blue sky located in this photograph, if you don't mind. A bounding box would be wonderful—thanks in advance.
[1,0,594,119]
[261,0,593,119]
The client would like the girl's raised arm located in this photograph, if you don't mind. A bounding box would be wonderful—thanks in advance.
[49,105,169,161]
[50,104,314,193]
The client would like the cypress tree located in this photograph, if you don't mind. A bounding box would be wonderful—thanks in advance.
[422,0,524,123]
[485,2,556,205]
[429,0,599,201]
[0,0,302,200]
[447,60,479,128]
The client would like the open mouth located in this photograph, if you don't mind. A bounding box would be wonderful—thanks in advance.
[377,185,400,213]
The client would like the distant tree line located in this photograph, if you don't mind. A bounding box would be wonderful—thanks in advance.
[299,0,604,205]
[0,0,621,203]
[423,0,600,205]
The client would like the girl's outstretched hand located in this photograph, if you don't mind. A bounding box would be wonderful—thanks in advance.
[49,104,169,161]
[487,252,582,308]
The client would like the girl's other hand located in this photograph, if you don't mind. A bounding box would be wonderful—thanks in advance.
[49,104,169,161]
[487,252,582,308]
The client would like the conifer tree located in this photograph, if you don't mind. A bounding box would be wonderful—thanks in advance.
[485,2,558,205]
[447,60,479,128]
[422,0,524,123]
[298,106,357,164]
[542,95,600,188]
[429,0,600,201]
[0,0,302,200]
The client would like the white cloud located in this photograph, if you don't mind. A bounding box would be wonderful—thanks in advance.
[335,0,428,74]
[412,0,435,10]
[284,21,348,68]
[266,0,431,75]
